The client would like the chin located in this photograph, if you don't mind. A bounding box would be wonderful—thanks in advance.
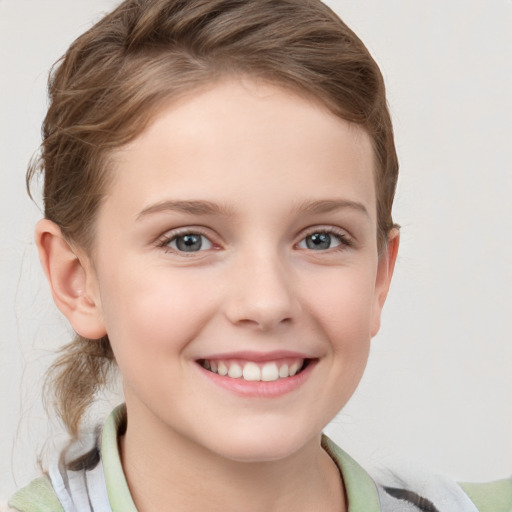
[199,424,319,464]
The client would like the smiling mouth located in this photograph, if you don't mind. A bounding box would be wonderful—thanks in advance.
[198,358,311,382]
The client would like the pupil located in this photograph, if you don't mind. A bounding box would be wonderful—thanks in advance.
[307,233,331,250]
[177,234,202,252]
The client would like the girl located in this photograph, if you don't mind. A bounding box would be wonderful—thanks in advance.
[8,0,511,510]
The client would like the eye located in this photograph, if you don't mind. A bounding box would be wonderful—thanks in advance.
[297,230,351,251]
[165,233,213,252]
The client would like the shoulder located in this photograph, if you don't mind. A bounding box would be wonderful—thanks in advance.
[375,466,512,512]
[8,427,104,512]
[322,434,512,512]
[8,407,125,512]
[8,476,64,512]
[8,445,108,512]
[460,479,512,512]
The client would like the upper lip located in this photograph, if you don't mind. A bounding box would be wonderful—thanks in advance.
[197,350,316,362]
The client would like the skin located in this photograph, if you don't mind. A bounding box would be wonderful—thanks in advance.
[37,78,398,512]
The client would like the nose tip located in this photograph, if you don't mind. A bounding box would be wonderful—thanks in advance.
[224,260,300,331]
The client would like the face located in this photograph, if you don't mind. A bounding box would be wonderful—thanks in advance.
[83,79,396,462]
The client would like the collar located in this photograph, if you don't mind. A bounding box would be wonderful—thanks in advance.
[101,405,381,512]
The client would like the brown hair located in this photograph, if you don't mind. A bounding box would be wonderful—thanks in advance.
[32,0,399,438]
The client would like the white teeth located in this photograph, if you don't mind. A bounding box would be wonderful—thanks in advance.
[243,362,261,381]
[228,363,242,378]
[217,362,228,376]
[261,362,279,381]
[202,359,305,381]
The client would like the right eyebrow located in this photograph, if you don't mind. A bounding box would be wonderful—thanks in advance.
[136,200,233,220]
[293,198,370,218]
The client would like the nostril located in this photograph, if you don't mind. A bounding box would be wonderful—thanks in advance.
[223,271,301,330]
[230,316,293,331]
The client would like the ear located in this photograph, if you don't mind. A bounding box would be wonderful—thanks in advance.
[35,219,107,340]
[371,228,400,337]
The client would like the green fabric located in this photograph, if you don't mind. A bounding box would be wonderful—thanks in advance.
[8,475,64,512]
[99,407,383,512]
[99,410,382,512]
[460,479,512,512]
[8,405,512,512]
[102,404,138,512]
[322,435,381,512]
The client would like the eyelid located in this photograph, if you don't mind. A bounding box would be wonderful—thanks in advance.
[154,225,354,254]
[295,226,354,249]
[156,226,220,254]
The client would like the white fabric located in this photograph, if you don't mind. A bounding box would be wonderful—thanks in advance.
[375,465,479,512]
[49,459,111,512]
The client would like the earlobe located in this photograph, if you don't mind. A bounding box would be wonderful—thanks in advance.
[35,219,107,340]
[371,229,400,337]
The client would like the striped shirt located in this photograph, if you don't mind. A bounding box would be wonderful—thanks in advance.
[9,405,512,512]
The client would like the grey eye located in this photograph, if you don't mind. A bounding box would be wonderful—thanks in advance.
[169,234,212,252]
[299,232,342,250]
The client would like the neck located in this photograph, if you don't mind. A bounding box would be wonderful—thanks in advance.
[119,408,346,512]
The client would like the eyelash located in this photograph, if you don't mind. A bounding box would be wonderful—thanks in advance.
[156,228,216,256]
[296,227,353,252]
[156,227,353,255]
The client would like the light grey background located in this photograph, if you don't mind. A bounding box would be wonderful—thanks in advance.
[1,0,511,502]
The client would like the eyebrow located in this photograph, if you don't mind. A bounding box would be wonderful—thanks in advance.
[136,198,369,220]
[137,200,233,220]
[293,199,370,217]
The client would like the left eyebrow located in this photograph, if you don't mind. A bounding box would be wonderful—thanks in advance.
[293,199,370,217]
[136,199,234,220]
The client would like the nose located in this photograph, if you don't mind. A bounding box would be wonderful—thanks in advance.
[223,251,301,331]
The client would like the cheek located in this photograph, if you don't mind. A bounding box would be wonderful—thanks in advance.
[311,269,377,409]
[304,266,378,350]
[98,264,219,357]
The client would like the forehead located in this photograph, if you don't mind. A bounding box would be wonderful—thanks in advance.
[105,78,376,223]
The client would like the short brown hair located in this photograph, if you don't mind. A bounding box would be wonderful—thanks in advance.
[32,0,399,437]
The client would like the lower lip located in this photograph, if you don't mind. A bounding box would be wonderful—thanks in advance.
[197,360,317,398]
